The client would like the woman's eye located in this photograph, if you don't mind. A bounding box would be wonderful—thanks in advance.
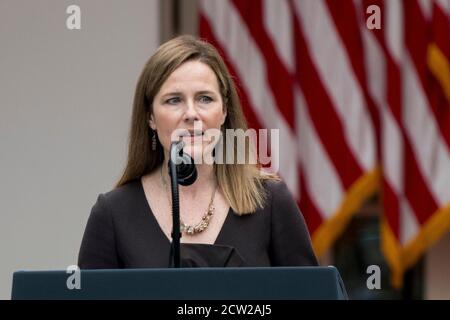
[165,97,181,105]
[199,95,213,103]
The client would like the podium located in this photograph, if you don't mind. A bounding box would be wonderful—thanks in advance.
[12,266,348,300]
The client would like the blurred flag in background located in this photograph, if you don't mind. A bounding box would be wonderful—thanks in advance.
[199,0,450,287]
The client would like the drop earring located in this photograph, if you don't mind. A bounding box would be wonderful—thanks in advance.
[152,130,157,151]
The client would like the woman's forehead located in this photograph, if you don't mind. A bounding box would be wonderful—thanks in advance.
[158,61,220,94]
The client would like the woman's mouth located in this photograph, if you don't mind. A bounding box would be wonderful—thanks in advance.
[180,129,204,138]
[180,130,204,143]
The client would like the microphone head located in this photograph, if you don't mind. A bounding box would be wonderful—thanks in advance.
[168,141,198,186]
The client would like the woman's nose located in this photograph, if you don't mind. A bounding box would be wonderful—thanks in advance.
[183,99,200,123]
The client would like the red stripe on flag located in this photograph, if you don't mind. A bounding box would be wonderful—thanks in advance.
[231,0,296,131]
[383,179,400,239]
[403,141,439,224]
[432,3,450,57]
[199,13,264,132]
[298,165,323,234]
[404,0,450,146]
[361,0,439,231]
[325,0,381,158]
[364,0,386,52]
[290,0,363,189]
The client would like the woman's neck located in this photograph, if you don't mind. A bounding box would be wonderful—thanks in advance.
[160,160,216,198]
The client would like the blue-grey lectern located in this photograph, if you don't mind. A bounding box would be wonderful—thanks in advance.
[12,266,348,300]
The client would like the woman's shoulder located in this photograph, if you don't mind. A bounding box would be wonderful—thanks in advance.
[95,178,143,209]
[242,173,294,214]
[261,176,291,198]
[259,176,300,213]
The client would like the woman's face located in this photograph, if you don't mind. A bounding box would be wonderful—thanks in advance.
[150,60,227,161]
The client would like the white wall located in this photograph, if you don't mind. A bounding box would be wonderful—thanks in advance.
[0,0,159,299]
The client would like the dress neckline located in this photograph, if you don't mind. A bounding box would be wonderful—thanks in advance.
[137,178,233,246]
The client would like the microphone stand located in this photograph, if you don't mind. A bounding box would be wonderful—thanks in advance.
[169,154,181,268]
[168,141,197,268]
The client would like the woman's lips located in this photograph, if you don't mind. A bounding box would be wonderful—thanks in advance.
[181,132,210,144]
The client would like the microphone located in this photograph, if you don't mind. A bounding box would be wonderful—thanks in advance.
[169,140,197,186]
[168,140,197,268]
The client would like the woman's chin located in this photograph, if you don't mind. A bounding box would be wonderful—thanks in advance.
[183,143,213,165]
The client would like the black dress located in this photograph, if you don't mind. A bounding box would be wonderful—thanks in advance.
[78,179,318,269]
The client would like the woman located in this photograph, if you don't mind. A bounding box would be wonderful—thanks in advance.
[78,35,318,268]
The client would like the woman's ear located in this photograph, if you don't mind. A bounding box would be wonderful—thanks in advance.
[148,112,156,130]
[221,108,227,126]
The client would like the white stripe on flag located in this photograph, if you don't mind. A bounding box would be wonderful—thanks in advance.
[400,196,421,245]
[200,0,299,194]
[295,87,344,218]
[385,0,404,65]
[418,0,433,19]
[402,53,450,205]
[263,0,296,73]
[293,0,376,172]
[362,27,404,193]
[435,0,450,14]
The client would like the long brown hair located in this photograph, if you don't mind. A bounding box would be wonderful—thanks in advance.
[116,35,278,214]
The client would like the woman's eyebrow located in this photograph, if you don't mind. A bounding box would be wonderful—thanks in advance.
[196,90,217,96]
[161,91,183,98]
[160,90,217,98]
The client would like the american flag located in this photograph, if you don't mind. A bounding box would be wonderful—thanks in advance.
[199,0,450,287]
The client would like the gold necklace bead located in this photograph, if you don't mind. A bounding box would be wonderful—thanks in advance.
[160,166,216,235]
